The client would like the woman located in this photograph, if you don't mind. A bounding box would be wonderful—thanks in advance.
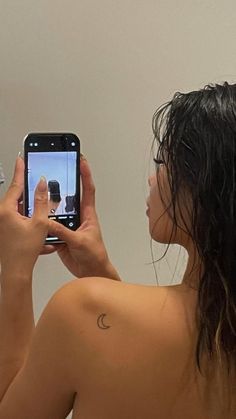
[0,82,235,418]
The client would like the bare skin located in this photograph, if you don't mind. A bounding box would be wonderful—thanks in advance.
[56,276,235,419]
[0,157,235,418]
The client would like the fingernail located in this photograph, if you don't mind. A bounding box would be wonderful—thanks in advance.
[18,151,23,159]
[80,153,87,160]
[38,176,47,192]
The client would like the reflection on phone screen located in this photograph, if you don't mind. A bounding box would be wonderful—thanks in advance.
[28,151,77,218]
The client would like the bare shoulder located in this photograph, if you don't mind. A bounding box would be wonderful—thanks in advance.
[52,276,127,311]
[46,279,235,419]
[53,277,175,370]
[52,276,196,364]
[53,277,196,335]
[54,276,174,320]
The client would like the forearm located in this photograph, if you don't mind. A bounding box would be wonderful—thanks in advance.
[0,273,35,401]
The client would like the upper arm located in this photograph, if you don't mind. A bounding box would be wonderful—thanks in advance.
[0,284,80,419]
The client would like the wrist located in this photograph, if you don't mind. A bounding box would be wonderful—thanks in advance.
[77,257,120,281]
[0,269,33,295]
[103,260,121,281]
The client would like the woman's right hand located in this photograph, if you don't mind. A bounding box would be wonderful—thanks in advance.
[47,157,121,281]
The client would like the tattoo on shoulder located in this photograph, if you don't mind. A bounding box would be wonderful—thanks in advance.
[97,313,111,330]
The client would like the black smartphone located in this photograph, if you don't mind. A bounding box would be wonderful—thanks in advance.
[23,133,80,244]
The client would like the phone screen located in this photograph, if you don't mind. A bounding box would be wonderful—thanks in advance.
[24,133,80,243]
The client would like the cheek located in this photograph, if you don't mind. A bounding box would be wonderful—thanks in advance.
[148,179,175,243]
[149,203,172,243]
[149,173,170,215]
[148,182,192,245]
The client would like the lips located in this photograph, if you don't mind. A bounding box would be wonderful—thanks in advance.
[146,196,150,215]
[146,199,150,216]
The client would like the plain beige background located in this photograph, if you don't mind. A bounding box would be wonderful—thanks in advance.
[0,1,236,417]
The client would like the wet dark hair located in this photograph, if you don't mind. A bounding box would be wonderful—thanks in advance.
[152,82,236,374]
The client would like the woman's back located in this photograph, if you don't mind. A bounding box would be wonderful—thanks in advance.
[66,277,236,419]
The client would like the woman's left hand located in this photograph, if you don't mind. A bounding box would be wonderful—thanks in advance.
[0,157,49,286]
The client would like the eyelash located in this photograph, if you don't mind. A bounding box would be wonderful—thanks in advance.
[153,158,164,165]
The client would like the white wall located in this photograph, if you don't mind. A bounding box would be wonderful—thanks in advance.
[1,1,236,416]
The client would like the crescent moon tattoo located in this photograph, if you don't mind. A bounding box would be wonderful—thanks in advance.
[97,313,111,330]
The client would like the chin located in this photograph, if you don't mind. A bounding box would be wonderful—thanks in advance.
[149,222,178,244]
[149,228,166,243]
[150,234,171,244]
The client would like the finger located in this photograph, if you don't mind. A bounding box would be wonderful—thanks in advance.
[40,245,58,255]
[32,176,49,221]
[18,193,23,214]
[18,201,23,215]
[48,219,79,244]
[80,158,96,209]
[4,157,24,206]
[80,158,97,222]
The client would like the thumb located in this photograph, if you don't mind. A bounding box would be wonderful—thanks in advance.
[48,219,76,243]
[4,157,24,207]
[33,176,49,220]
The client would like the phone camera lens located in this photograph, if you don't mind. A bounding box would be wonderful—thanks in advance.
[51,142,55,146]
[71,142,75,146]
[34,142,38,147]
